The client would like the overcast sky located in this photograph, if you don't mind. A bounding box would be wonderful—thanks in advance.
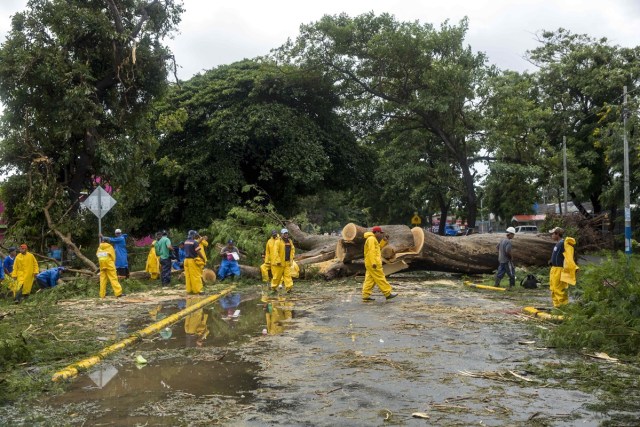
[2,0,640,80]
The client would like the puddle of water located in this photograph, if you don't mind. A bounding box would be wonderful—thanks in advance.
[46,293,297,425]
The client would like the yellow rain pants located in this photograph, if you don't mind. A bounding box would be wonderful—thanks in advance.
[97,243,123,298]
[362,232,393,298]
[184,258,203,294]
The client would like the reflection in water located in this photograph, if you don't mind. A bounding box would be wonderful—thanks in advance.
[48,297,265,425]
[87,364,118,389]
[184,295,209,347]
[264,295,294,335]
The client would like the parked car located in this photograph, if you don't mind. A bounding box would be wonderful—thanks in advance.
[444,224,463,236]
[515,225,538,234]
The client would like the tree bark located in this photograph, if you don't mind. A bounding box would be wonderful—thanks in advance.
[337,224,424,262]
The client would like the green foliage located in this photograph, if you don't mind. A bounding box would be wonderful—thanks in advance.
[0,0,184,246]
[542,253,640,357]
[526,29,640,214]
[280,12,494,227]
[136,60,370,232]
[202,205,283,266]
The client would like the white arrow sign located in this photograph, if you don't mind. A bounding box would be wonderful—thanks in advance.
[82,186,117,219]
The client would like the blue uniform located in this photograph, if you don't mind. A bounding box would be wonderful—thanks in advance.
[105,235,129,268]
[36,267,63,288]
[217,245,241,281]
[3,255,15,276]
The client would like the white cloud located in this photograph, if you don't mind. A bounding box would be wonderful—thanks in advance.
[1,1,640,79]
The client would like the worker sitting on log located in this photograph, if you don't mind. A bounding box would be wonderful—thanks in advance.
[218,239,241,282]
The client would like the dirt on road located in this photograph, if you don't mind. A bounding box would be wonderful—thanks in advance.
[2,274,623,426]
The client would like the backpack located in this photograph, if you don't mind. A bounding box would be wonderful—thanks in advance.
[521,274,539,289]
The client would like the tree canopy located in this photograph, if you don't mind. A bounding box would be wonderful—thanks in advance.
[134,60,375,232]
[0,0,184,242]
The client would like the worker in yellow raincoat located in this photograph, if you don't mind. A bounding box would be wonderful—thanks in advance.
[260,230,279,283]
[11,244,39,302]
[271,228,295,293]
[548,227,578,307]
[362,226,398,302]
[195,234,208,279]
[145,232,161,280]
[96,237,124,298]
[183,230,205,294]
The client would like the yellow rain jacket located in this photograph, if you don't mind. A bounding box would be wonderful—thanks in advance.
[363,231,382,269]
[361,231,393,299]
[145,240,160,279]
[560,237,578,285]
[96,242,122,298]
[12,251,39,295]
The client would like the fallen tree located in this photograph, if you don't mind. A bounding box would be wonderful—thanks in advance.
[294,223,556,278]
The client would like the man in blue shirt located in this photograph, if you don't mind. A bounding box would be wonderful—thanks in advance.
[3,246,16,277]
[101,229,129,279]
[36,266,65,289]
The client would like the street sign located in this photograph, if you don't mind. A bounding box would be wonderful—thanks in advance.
[411,213,422,226]
[82,186,116,219]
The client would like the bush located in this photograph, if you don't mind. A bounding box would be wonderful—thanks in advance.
[542,252,640,358]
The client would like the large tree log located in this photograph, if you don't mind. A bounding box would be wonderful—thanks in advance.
[409,232,555,274]
[337,224,424,263]
[285,221,340,261]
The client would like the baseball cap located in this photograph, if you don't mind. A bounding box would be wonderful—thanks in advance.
[281,228,289,234]
[549,227,564,235]
[271,230,278,235]
[372,226,383,233]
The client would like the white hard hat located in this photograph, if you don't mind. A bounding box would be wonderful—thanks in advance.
[115,228,122,234]
[506,227,516,234]
[281,228,289,234]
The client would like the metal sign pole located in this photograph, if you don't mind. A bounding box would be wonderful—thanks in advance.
[98,186,102,245]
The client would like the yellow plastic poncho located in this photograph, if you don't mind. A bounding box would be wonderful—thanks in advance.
[145,240,160,279]
[12,252,39,295]
[560,237,578,285]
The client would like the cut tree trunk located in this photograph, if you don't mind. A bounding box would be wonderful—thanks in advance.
[337,224,424,263]
[285,221,340,263]
[409,232,554,274]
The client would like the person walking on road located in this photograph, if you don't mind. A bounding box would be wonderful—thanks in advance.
[11,244,39,303]
[96,237,124,298]
[362,226,397,302]
[494,227,516,288]
[549,227,578,307]
[101,229,129,279]
[155,230,173,286]
[260,230,279,283]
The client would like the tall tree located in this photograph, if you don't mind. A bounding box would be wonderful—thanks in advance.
[138,60,373,231]
[526,29,640,215]
[278,13,493,228]
[0,0,183,241]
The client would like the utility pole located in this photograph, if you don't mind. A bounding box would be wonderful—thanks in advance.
[623,86,632,255]
[563,135,568,215]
